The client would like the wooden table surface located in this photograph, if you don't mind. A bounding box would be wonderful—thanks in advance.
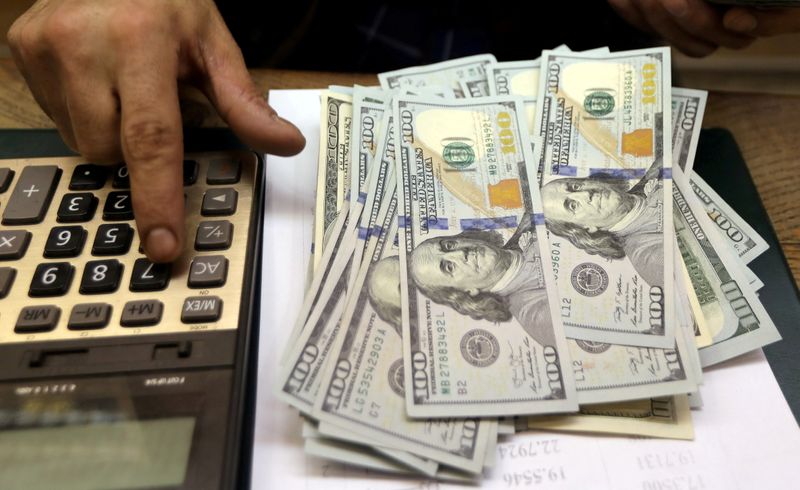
[1,59,798,286]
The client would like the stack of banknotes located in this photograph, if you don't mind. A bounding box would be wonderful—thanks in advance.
[274,45,781,480]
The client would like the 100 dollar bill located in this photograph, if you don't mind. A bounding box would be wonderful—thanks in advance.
[394,95,577,417]
[688,173,769,264]
[672,168,780,366]
[534,47,675,348]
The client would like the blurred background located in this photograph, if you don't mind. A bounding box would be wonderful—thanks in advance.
[2,0,798,94]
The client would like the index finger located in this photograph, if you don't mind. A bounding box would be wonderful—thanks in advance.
[117,52,185,263]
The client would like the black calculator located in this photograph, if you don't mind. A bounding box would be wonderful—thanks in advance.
[0,129,263,490]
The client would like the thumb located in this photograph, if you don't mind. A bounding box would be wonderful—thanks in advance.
[723,7,800,36]
[199,20,305,156]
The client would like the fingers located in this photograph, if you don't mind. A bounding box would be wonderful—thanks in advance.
[661,0,755,50]
[64,77,122,163]
[117,48,185,263]
[724,7,800,37]
[608,0,654,34]
[639,0,719,56]
[198,13,305,157]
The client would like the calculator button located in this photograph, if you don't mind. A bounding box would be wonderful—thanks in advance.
[188,255,228,288]
[130,258,170,291]
[120,300,163,327]
[181,296,223,323]
[92,224,134,256]
[2,165,61,225]
[68,303,111,330]
[201,188,237,216]
[0,230,31,260]
[103,191,134,220]
[69,164,107,190]
[207,158,241,185]
[79,259,123,294]
[57,192,98,222]
[0,267,16,298]
[44,226,86,258]
[112,164,129,188]
[29,262,74,297]
[0,168,13,193]
[15,306,61,333]
[183,160,198,186]
[195,220,233,250]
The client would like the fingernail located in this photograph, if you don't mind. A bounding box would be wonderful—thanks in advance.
[664,0,688,17]
[145,227,178,262]
[725,12,757,32]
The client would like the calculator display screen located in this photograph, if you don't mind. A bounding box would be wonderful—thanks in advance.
[0,416,196,489]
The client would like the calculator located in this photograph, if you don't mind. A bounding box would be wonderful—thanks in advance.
[0,129,263,490]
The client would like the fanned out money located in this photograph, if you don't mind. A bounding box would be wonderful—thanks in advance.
[275,45,779,479]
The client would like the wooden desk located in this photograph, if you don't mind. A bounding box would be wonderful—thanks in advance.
[1,59,798,286]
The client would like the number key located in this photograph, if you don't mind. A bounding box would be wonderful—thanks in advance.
[57,193,97,222]
[103,191,133,220]
[130,258,170,291]
[44,226,86,258]
[112,164,129,188]
[29,262,74,297]
[92,224,133,256]
[80,259,123,294]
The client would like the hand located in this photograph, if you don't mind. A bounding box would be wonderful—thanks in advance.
[7,0,306,262]
[607,0,776,56]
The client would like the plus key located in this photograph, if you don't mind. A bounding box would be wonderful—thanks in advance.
[2,165,61,225]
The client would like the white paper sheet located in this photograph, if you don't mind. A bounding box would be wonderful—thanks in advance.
[253,89,800,490]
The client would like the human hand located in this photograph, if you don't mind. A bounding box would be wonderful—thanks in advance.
[607,0,800,56]
[7,0,305,262]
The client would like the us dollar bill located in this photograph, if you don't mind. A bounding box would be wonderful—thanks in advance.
[688,173,769,264]
[379,54,497,99]
[314,186,493,474]
[353,112,397,270]
[534,47,675,349]
[394,95,577,417]
[671,167,781,367]
[528,395,693,440]
[567,326,696,405]
[671,88,707,174]
[350,87,390,215]
[314,90,353,271]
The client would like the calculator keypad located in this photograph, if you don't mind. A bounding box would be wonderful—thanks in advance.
[0,151,256,343]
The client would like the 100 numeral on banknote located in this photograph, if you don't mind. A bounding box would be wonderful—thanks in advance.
[395,95,577,418]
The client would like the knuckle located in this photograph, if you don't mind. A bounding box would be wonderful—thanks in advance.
[7,20,42,60]
[42,9,86,45]
[111,10,161,44]
[122,118,179,163]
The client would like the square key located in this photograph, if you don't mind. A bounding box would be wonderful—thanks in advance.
[92,223,134,256]
[16,306,61,333]
[0,230,31,260]
[80,259,123,294]
[68,303,111,330]
[103,191,134,220]
[112,164,129,188]
[57,193,97,222]
[29,262,74,297]
[207,158,241,185]
[69,164,107,190]
[130,258,170,291]
[195,220,233,251]
[183,160,198,186]
[188,255,228,288]
[120,300,163,327]
[0,168,14,193]
[181,296,223,323]
[0,267,16,299]
[44,226,86,258]
[201,188,237,216]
